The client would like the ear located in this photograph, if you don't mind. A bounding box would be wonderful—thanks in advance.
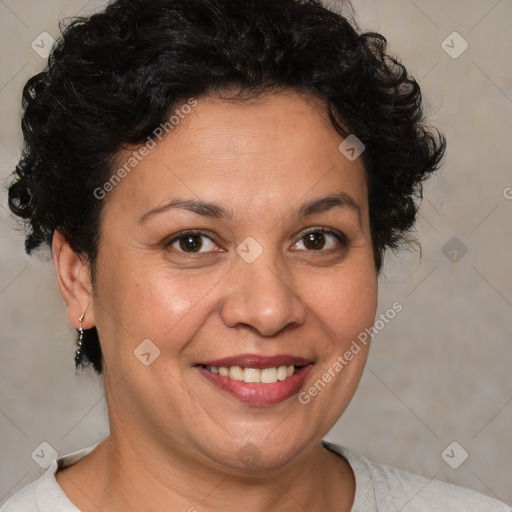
[51,229,96,330]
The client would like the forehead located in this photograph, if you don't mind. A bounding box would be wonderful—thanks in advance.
[103,91,368,220]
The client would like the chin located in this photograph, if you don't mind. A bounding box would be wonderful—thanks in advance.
[208,436,308,473]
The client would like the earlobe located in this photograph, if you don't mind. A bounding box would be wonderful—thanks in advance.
[51,229,96,330]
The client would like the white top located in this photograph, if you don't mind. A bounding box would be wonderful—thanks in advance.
[1,439,510,511]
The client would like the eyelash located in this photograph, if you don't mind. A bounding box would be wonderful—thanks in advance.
[164,227,348,254]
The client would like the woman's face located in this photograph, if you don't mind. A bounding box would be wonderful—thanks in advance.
[90,91,378,471]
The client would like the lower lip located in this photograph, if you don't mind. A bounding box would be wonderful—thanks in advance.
[197,365,314,406]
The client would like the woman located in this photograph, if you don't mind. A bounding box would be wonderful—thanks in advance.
[2,0,509,510]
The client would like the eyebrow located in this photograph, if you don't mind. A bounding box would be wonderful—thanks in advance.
[138,192,361,225]
[298,193,361,225]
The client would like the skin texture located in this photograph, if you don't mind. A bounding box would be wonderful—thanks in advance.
[52,90,378,512]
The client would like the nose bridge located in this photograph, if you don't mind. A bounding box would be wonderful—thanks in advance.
[220,241,306,336]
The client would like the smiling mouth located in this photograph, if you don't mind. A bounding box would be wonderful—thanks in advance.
[199,364,305,384]
[195,354,314,405]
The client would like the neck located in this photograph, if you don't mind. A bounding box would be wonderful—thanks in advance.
[59,432,355,512]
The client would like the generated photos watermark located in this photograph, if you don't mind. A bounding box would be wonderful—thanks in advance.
[298,302,403,404]
[93,97,198,200]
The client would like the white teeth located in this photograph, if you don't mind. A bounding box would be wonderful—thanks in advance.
[243,368,260,383]
[229,366,244,381]
[260,367,278,383]
[206,364,299,384]
[277,366,288,381]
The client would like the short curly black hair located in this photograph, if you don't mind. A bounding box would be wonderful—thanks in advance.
[7,0,446,375]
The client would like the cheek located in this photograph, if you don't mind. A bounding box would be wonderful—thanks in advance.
[93,254,223,350]
[305,261,378,344]
[297,262,377,417]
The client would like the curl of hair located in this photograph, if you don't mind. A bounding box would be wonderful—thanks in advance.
[7,0,446,375]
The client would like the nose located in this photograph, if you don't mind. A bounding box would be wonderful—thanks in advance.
[219,249,307,337]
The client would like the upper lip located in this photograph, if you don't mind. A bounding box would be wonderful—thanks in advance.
[197,354,314,369]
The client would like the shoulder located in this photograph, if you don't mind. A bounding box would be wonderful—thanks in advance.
[369,459,511,511]
[323,440,511,512]
[1,442,100,512]
[0,478,40,512]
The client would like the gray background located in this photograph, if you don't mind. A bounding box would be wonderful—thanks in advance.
[1,0,511,506]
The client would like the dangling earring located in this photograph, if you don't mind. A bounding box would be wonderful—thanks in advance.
[74,312,85,375]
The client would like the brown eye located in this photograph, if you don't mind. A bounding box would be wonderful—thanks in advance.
[178,234,203,252]
[166,231,218,254]
[293,228,347,252]
[303,231,326,250]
